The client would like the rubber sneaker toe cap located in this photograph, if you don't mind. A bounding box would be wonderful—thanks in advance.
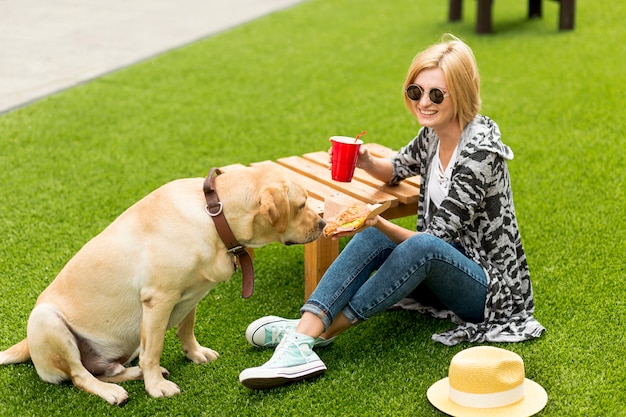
[245,316,298,348]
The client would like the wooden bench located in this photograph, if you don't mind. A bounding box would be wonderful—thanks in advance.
[221,143,421,299]
[449,0,575,34]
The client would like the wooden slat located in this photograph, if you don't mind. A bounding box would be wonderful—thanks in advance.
[306,196,324,215]
[219,143,421,300]
[218,163,247,172]
[220,162,327,215]
[401,176,422,189]
[304,237,339,297]
[302,151,419,204]
[361,144,422,189]
[276,156,399,207]
[365,143,396,157]
[249,160,363,213]
[383,202,418,220]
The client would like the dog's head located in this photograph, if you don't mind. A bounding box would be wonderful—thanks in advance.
[217,164,325,247]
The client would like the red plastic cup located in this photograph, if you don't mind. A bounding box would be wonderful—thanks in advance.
[330,136,363,182]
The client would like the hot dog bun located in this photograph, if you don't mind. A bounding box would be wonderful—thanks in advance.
[323,203,372,237]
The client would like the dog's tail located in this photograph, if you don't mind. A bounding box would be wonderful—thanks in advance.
[0,339,30,365]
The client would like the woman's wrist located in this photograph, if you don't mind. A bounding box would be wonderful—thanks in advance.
[356,152,375,170]
[359,155,393,182]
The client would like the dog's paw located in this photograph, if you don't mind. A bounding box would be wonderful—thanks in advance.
[146,379,180,398]
[99,383,129,406]
[185,346,220,364]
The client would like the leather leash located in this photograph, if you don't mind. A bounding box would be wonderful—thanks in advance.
[203,168,254,298]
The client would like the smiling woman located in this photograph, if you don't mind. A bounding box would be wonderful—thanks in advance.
[238,34,545,391]
[402,34,481,136]
[0,0,623,414]
[407,68,459,159]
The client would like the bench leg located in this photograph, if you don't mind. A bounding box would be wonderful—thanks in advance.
[476,0,493,34]
[449,0,462,21]
[528,0,542,18]
[303,237,339,300]
[559,0,575,30]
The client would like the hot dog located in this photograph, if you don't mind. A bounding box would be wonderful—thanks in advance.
[322,203,372,237]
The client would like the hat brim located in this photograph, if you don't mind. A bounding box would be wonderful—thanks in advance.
[427,377,547,417]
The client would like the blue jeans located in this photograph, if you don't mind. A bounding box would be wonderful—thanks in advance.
[301,228,488,329]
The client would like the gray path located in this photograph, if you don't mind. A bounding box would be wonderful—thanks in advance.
[0,0,305,114]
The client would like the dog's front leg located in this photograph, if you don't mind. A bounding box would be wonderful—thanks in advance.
[139,290,180,398]
[176,307,220,364]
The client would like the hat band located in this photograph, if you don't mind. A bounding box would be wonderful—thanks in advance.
[449,384,525,409]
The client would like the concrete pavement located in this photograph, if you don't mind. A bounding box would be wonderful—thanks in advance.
[0,0,305,114]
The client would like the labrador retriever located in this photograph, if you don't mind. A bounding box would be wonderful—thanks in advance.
[0,164,324,405]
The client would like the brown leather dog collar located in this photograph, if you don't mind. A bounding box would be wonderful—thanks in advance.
[203,168,254,298]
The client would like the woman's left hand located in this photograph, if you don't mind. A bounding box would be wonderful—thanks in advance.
[328,217,379,240]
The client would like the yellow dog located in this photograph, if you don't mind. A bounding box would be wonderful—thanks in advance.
[0,165,324,405]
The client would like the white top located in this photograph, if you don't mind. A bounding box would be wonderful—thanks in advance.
[428,143,459,209]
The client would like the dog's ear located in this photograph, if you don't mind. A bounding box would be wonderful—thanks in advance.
[258,186,289,233]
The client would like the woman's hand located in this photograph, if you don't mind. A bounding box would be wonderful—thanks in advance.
[327,215,417,244]
[327,145,372,170]
[327,216,379,240]
[355,146,374,170]
[328,144,392,182]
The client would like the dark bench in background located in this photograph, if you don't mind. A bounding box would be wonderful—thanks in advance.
[449,0,576,34]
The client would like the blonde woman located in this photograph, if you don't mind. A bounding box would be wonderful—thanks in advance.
[240,35,545,389]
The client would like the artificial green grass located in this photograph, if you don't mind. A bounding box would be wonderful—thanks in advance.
[1,0,624,415]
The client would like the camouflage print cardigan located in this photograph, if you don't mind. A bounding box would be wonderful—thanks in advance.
[389,115,545,346]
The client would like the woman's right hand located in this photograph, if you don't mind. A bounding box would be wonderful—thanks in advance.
[327,145,373,169]
[355,146,373,170]
[328,143,392,182]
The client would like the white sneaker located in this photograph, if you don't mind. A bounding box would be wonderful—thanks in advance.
[239,329,327,390]
[245,315,334,348]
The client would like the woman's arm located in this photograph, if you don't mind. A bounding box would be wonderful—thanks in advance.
[356,146,394,183]
[326,139,422,242]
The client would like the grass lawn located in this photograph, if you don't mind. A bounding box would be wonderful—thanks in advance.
[1,0,624,415]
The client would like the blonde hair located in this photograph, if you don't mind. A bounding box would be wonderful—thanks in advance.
[403,34,481,131]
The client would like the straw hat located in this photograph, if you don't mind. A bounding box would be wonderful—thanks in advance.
[427,346,547,417]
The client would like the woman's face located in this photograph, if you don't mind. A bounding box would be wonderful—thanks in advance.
[410,68,456,132]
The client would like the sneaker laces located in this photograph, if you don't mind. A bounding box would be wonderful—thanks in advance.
[268,323,294,345]
[267,333,315,366]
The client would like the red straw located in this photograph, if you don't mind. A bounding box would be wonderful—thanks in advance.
[355,131,367,142]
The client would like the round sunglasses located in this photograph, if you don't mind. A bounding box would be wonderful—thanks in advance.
[405,84,449,105]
